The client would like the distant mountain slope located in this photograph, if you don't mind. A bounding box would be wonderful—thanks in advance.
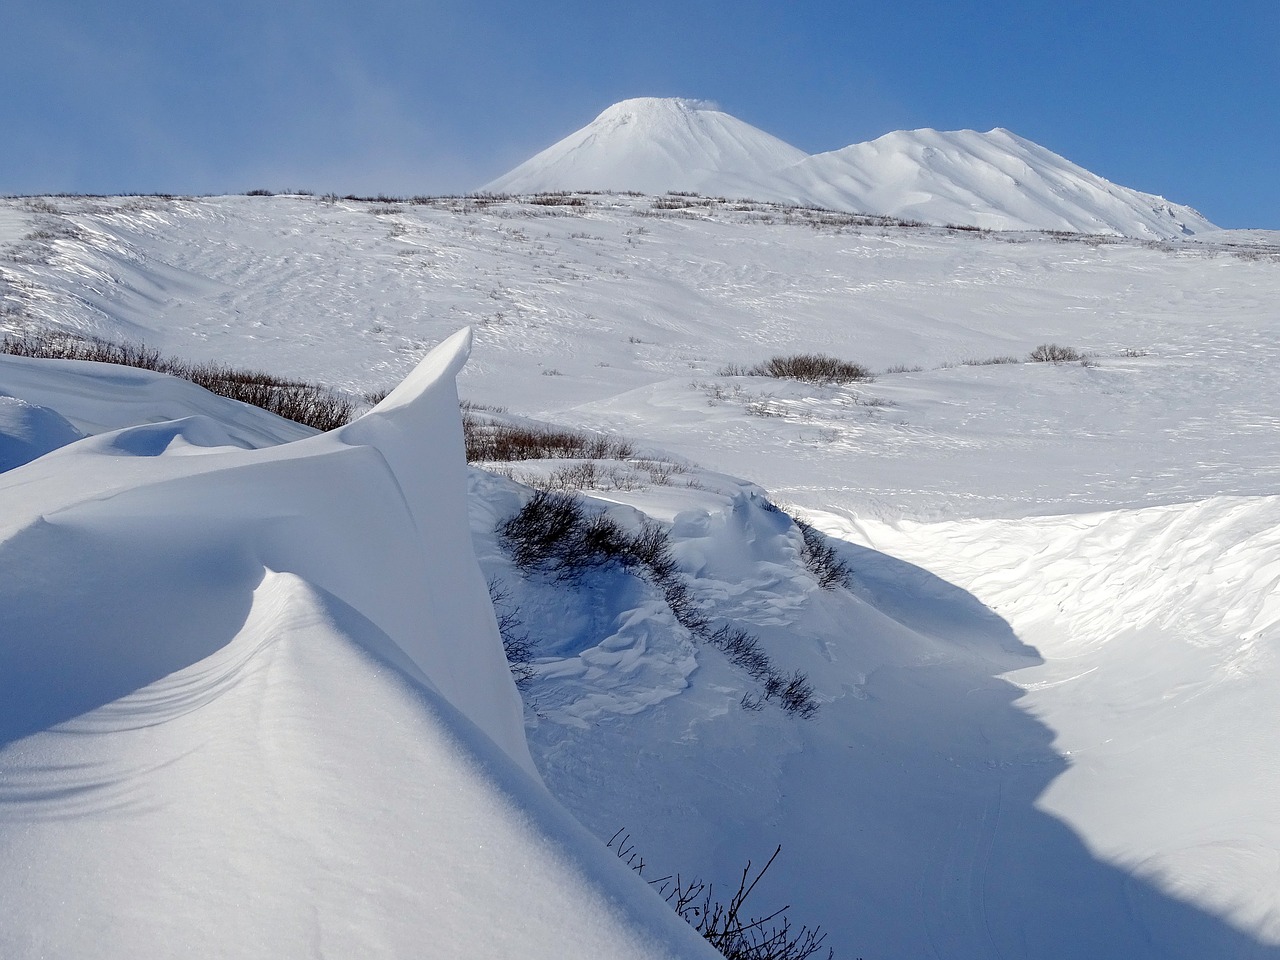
[774,127,1215,236]
[483,97,808,199]
[485,99,1216,238]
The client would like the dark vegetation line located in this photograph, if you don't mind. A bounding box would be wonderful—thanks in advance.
[794,518,853,590]
[497,489,821,718]
[720,353,875,385]
[462,415,635,463]
[0,329,356,431]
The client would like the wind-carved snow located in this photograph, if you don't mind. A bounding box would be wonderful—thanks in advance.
[3,191,1280,958]
[0,330,721,960]
[484,98,1216,238]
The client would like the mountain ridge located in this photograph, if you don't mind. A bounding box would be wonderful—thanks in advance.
[484,98,1215,239]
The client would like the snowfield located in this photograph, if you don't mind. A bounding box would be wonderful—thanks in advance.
[2,189,1280,959]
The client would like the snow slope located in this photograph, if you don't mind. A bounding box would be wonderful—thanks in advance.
[4,192,1280,958]
[776,126,1216,236]
[0,332,720,959]
[484,98,1216,238]
[484,97,809,201]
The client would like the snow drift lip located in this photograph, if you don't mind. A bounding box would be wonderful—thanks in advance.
[0,325,533,776]
[346,325,473,418]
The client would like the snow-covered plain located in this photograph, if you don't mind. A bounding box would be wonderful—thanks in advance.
[3,191,1280,958]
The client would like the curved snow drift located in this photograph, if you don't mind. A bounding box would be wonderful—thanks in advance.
[0,330,718,959]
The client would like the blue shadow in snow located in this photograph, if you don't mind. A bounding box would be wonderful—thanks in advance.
[774,536,1280,960]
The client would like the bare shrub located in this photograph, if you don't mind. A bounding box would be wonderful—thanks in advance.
[497,491,628,584]
[340,193,406,204]
[793,519,852,590]
[960,355,1021,366]
[608,831,832,960]
[513,459,678,494]
[885,363,924,374]
[498,490,589,576]
[463,418,634,463]
[746,354,874,384]
[459,399,509,414]
[706,624,772,682]
[641,460,677,486]
[519,461,612,492]
[1028,343,1082,363]
[765,671,820,720]
[528,193,587,207]
[1,330,356,431]
[0,330,162,368]
[625,519,679,581]
[181,360,356,431]
[497,493,819,717]
[487,577,535,689]
[746,398,786,418]
[20,198,63,214]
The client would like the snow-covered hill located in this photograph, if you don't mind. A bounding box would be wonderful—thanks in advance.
[776,126,1216,236]
[484,98,1216,238]
[485,98,809,199]
[3,192,1279,958]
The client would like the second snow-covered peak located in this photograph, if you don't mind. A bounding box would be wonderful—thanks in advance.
[776,126,1216,236]
[483,97,808,198]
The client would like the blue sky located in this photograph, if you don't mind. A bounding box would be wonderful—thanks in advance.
[3,0,1276,227]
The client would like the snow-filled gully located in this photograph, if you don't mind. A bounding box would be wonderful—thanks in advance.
[833,496,1280,950]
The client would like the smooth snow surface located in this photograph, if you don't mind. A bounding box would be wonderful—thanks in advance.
[484,98,1215,238]
[3,192,1280,958]
[0,331,721,959]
